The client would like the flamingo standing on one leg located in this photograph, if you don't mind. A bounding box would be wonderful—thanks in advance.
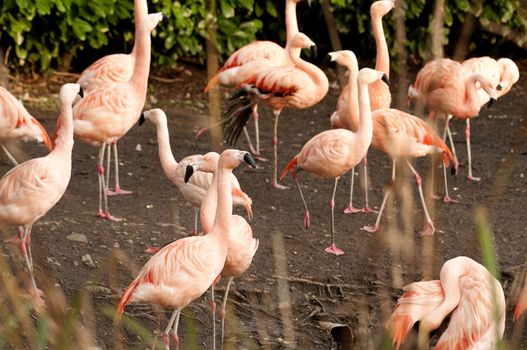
[202,0,301,156]
[388,256,505,350]
[409,58,497,201]
[72,0,151,195]
[361,107,458,236]
[222,32,329,190]
[514,278,527,321]
[281,64,389,255]
[0,83,83,304]
[185,151,258,347]
[139,109,252,234]
[116,149,256,350]
[0,87,52,165]
[72,12,163,221]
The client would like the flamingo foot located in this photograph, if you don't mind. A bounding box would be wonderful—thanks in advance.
[420,222,435,236]
[171,334,180,350]
[195,127,208,141]
[145,246,161,254]
[29,286,46,310]
[443,195,459,203]
[431,193,442,200]
[98,211,123,222]
[362,206,378,213]
[162,334,170,350]
[324,244,345,256]
[272,181,289,190]
[361,224,379,233]
[467,175,481,182]
[303,210,310,229]
[106,187,133,196]
[343,205,361,214]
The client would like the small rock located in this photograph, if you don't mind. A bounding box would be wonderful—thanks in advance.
[135,144,142,152]
[82,254,96,268]
[66,233,88,243]
[113,242,120,248]
[146,204,154,209]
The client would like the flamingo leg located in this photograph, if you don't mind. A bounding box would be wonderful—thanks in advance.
[440,117,457,203]
[18,225,43,301]
[294,176,310,229]
[361,156,376,213]
[162,308,180,350]
[253,104,260,155]
[211,281,217,350]
[242,127,257,155]
[466,119,480,181]
[107,142,133,195]
[445,119,458,162]
[406,160,435,236]
[105,143,111,193]
[1,142,18,166]
[362,159,396,233]
[325,177,344,256]
[192,208,199,235]
[97,143,122,222]
[271,110,288,190]
[220,277,233,350]
[171,308,182,350]
[343,167,360,214]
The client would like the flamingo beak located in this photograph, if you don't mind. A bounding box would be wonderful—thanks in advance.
[78,86,84,98]
[243,153,257,168]
[496,84,503,91]
[139,112,147,126]
[310,45,318,59]
[382,73,390,87]
[245,203,253,221]
[184,165,194,183]
[486,98,496,108]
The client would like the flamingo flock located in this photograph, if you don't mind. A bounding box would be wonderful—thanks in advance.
[0,0,525,349]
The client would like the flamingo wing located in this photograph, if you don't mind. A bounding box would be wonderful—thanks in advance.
[514,285,527,321]
[221,41,286,72]
[77,54,133,92]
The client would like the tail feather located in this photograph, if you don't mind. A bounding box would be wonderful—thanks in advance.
[514,287,527,321]
[423,130,458,175]
[280,157,298,180]
[31,117,52,151]
[204,74,220,93]
[116,278,139,321]
[51,118,62,149]
[222,87,256,147]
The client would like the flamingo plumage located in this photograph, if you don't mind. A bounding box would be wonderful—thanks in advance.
[514,278,527,321]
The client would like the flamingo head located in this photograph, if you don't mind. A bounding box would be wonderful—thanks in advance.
[477,76,498,107]
[497,58,520,95]
[371,0,396,18]
[220,149,257,170]
[139,108,167,127]
[146,12,164,33]
[328,50,358,71]
[290,33,317,56]
[358,68,390,87]
[59,83,83,106]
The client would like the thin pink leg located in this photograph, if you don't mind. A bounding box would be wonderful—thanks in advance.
[362,160,396,233]
[220,278,233,349]
[271,110,288,190]
[171,308,181,350]
[325,178,344,255]
[211,279,218,350]
[441,119,458,203]
[466,119,481,182]
[162,308,180,350]
[96,144,122,222]
[343,167,361,214]
[107,142,133,195]
[406,161,435,236]
[361,156,376,213]
[294,177,310,229]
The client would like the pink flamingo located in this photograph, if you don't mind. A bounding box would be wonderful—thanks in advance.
[388,256,505,350]
[185,151,258,346]
[361,107,457,236]
[72,12,163,221]
[116,149,256,350]
[73,0,152,195]
[202,0,301,155]
[514,278,527,321]
[330,0,394,214]
[140,109,252,235]
[281,65,389,255]
[409,58,497,201]
[222,32,329,190]
[0,83,83,303]
[0,87,52,165]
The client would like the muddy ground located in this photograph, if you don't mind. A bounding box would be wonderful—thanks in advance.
[1,60,527,349]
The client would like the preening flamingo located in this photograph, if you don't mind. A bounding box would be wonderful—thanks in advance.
[73,0,152,196]
[0,87,52,165]
[330,0,394,214]
[185,151,258,346]
[514,278,527,321]
[388,256,505,350]
[0,83,83,303]
[222,32,329,190]
[72,12,163,221]
[116,149,256,350]
[139,109,252,234]
[202,0,301,155]
[409,58,497,201]
[282,65,389,255]
[361,107,457,236]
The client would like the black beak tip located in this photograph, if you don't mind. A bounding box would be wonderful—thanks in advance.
[162,13,167,21]
[310,45,318,59]
[78,86,84,98]
[381,74,390,87]
[497,84,503,91]
[450,166,457,176]
[139,113,146,126]
[184,165,194,183]
[486,98,496,108]
[243,153,257,168]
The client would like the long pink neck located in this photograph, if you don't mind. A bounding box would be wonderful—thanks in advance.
[371,12,390,76]
[356,79,374,143]
[131,0,148,56]
[344,58,359,128]
[53,101,75,156]
[288,46,329,96]
[200,169,218,234]
[128,24,151,100]
[153,117,178,178]
[211,160,233,237]
[285,0,299,43]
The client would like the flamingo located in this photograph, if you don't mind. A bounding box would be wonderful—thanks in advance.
[361,107,458,236]
[514,278,527,321]
[185,151,258,347]
[73,0,151,196]
[330,0,394,214]
[116,149,256,350]
[0,83,83,303]
[409,58,497,202]
[202,0,301,156]
[388,256,505,350]
[222,32,329,190]
[281,64,389,255]
[72,12,163,221]
[0,87,52,165]
[139,109,252,235]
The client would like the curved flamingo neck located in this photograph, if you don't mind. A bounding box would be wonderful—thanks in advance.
[53,101,75,155]
[288,46,329,95]
[344,59,359,128]
[285,0,299,43]
[461,74,485,116]
[356,79,374,142]
[371,12,390,76]
[211,159,233,237]
[200,169,218,234]
[152,117,178,177]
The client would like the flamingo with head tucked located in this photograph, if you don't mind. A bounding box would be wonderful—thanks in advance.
[388,256,505,350]
[116,149,256,350]
[0,87,52,165]
[0,83,82,304]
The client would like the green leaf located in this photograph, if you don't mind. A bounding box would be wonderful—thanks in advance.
[220,0,235,19]
[265,0,277,17]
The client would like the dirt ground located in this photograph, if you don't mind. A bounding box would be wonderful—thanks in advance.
[1,59,527,349]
